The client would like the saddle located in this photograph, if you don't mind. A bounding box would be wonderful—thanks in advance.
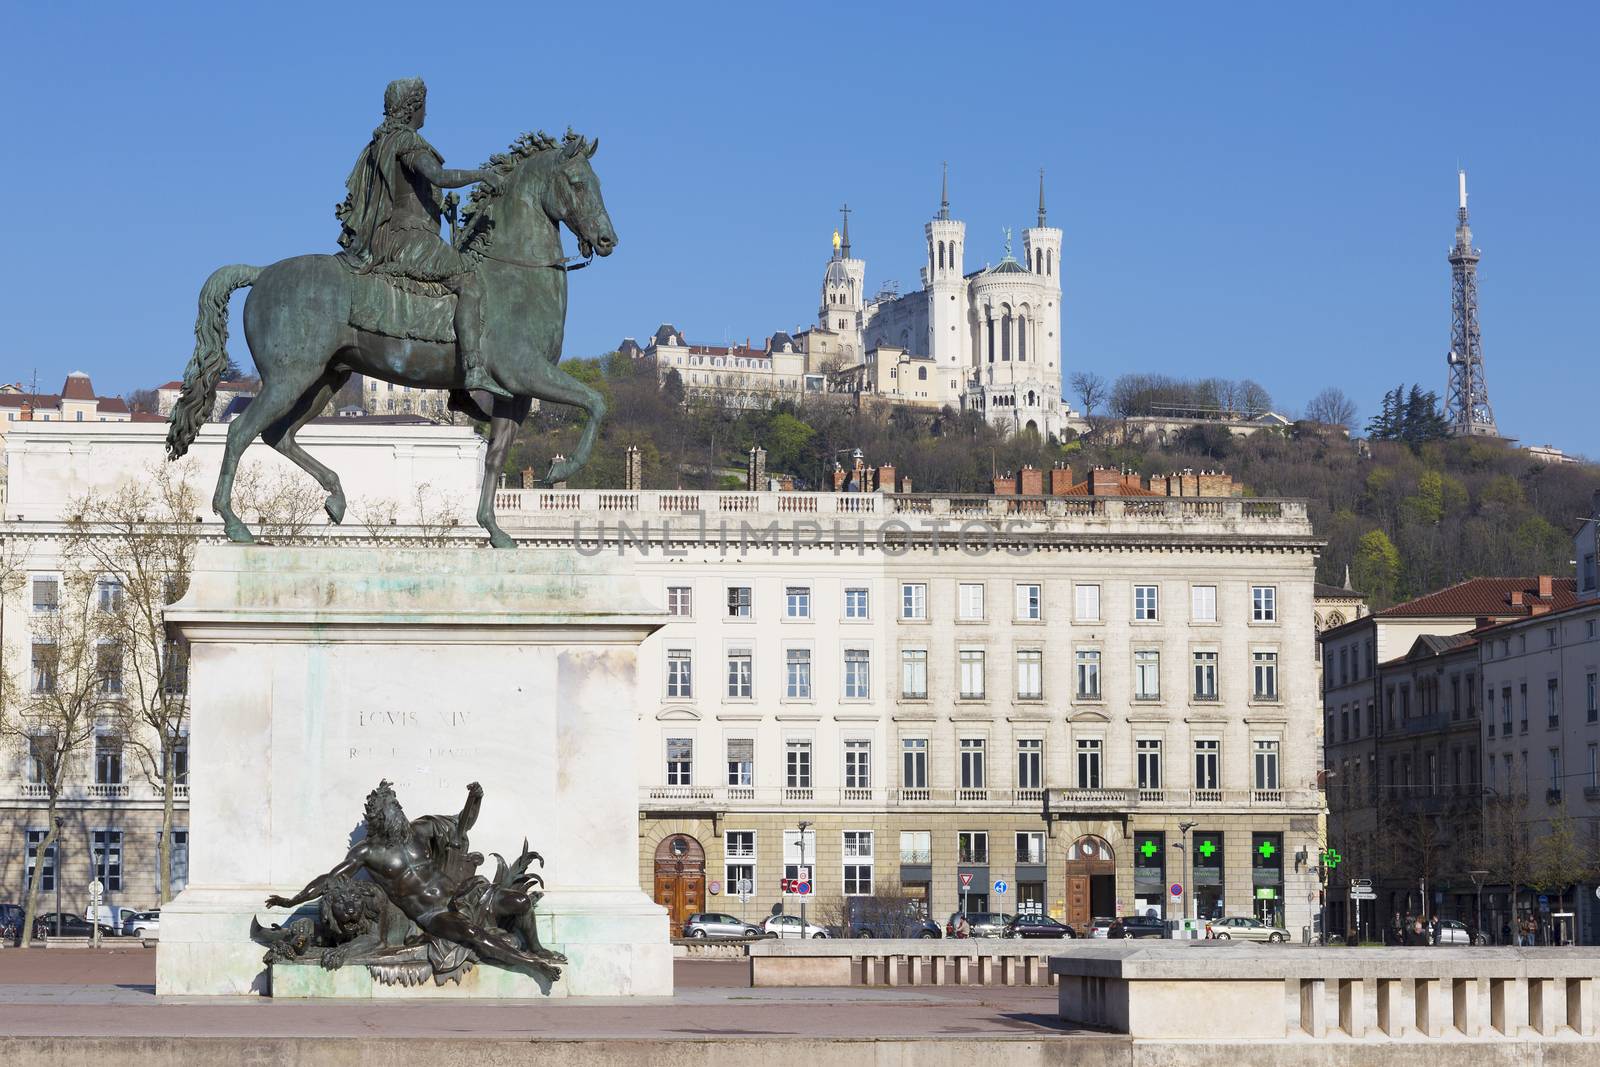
[346,268,458,344]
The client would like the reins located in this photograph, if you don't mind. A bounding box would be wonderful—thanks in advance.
[476,248,594,272]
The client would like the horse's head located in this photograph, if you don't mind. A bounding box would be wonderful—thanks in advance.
[463,130,617,263]
[542,135,617,259]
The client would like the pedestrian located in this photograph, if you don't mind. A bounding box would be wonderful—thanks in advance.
[1204,919,1214,940]
[1411,916,1424,945]
[954,913,971,939]
[1501,921,1511,946]
[1430,916,1441,946]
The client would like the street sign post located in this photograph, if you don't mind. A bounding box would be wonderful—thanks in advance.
[993,879,1008,896]
[1349,889,1376,900]
[959,872,973,917]
[89,878,103,948]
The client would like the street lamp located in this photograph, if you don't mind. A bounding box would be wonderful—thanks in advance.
[797,820,812,933]
[1171,821,1198,929]
[1469,870,1490,945]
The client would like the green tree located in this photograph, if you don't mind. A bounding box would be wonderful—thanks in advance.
[1351,530,1402,606]
[763,413,815,474]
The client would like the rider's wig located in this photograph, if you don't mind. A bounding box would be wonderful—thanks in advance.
[382,77,426,124]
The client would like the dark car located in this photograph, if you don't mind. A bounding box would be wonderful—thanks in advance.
[1117,915,1168,939]
[33,912,99,939]
[846,897,941,938]
[1004,914,1077,939]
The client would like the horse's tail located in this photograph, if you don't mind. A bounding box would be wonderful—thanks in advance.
[166,264,261,459]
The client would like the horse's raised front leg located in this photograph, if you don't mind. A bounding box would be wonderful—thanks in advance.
[478,395,532,549]
[525,366,606,485]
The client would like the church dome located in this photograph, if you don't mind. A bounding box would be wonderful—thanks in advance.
[824,258,851,287]
[984,256,1030,276]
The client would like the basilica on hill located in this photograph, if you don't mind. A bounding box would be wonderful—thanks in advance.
[620,168,1071,439]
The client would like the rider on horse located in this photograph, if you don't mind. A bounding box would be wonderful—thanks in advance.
[336,77,510,398]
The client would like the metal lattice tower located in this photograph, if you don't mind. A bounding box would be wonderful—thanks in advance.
[1444,170,1499,437]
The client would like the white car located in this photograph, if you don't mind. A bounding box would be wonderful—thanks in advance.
[1210,916,1289,942]
[127,911,160,939]
[763,914,830,939]
[1087,918,1118,939]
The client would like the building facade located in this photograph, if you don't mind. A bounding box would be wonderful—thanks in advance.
[483,488,1325,936]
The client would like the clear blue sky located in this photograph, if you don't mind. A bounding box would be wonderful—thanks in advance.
[3,2,1595,453]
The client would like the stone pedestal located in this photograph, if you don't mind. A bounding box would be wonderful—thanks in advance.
[155,545,671,998]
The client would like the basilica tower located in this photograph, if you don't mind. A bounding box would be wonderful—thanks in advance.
[925,163,967,372]
[1020,168,1063,384]
[819,204,866,362]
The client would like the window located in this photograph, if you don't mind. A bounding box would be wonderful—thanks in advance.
[959,583,985,620]
[1251,586,1276,622]
[902,738,928,789]
[30,641,56,693]
[723,652,752,700]
[666,585,692,616]
[960,738,987,789]
[1548,678,1560,728]
[900,583,927,620]
[162,639,189,696]
[1253,740,1280,791]
[958,648,988,699]
[1501,686,1513,735]
[958,831,988,864]
[726,585,751,618]
[25,732,53,785]
[25,830,56,893]
[95,732,124,785]
[1193,651,1219,699]
[785,648,812,699]
[844,739,871,790]
[725,830,756,894]
[785,586,811,619]
[1134,585,1159,621]
[1252,651,1279,700]
[1191,585,1218,622]
[31,576,59,613]
[96,642,123,695]
[1137,739,1162,790]
[843,832,874,895]
[1076,739,1103,788]
[1016,831,1045,864]
[1589,744,1598,791]
[1588,673,1597,723]
[1194,739,1220,791]
[1075,648,1102,699]
[1584,554,1597,592]
[666,649,693,698]
[1075,584,1101,621]
[785,741,812,789]
[665,737,693,785]
[901,830,932,863]
[91,829,123,892]
[97,578,124,613]
[1015,649,1042,699]
[726,738,753,787]
[1520,683,1528,732]
[1339,648,1349,686]
[1550,748,1563,796]
[844,587,870,619]
[1017,739,1042,790]
[782,828,817,888]
[900,649,928,699]
[1015,584,1041,621]
[1134,650,1161,700]
[843,649,871,699]
[165,829,189,894]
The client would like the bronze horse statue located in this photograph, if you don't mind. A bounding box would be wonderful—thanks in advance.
[165,131,615,548]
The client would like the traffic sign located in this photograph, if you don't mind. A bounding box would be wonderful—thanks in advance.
[1349,890,1376,900]
[796,881,812,895]
[1351,878,1372,888]
[89,879,104,895]
[798,866,811,882]
[959,872,974,889]
[709,879,721,896]
[993,879,1009,895]
[1170,883,1183,898]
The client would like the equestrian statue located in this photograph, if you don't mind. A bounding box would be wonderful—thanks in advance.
[165,77,616,548]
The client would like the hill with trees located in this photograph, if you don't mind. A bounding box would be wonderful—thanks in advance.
[505,356,1597,609]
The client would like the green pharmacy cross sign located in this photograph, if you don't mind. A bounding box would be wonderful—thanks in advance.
[1321,848,1342,869]
[1139,839,1159,860]
[1198,840,1217,860]
[1258,840,1277,860]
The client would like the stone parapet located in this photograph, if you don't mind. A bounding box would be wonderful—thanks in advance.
[1052,943,1600,1040]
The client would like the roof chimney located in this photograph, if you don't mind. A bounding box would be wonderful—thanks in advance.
[1537,575,1553,598]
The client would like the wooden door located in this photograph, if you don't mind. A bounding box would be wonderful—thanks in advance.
[1066,875,1091,928]
[652,834,707,936]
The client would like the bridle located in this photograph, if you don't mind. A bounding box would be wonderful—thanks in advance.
[476,247,594,272]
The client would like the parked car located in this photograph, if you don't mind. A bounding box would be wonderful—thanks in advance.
[123,909,161,939]
[944,912,1014,939]
[1086,917,1118,939]
[1210,916,1289,942]
[845,898,940,938]
[33,913,100,939]
[682,912,763,939]
[1434,919,1486,946]
[1004,914,1077,939]
[763,914,830,939]
[84,904,129,935]
[1117,915,1167,939]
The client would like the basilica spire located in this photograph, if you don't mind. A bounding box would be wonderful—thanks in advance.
[1037,168,1047,228]
[938,161,950,221]
[840,202,851,259]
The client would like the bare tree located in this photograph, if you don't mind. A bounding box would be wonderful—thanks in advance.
[63,462,199,903]
[1069,371,1108,417]
[1474,792,1537,940]
[232,461,324,543]
[0,561,131,945]
[1305,387,1358,429]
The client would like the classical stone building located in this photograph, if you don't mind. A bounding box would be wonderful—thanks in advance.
[485,487,1325,936]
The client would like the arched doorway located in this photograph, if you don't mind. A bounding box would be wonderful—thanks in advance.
[653,834,706,936]
[1064,835,1116,929]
